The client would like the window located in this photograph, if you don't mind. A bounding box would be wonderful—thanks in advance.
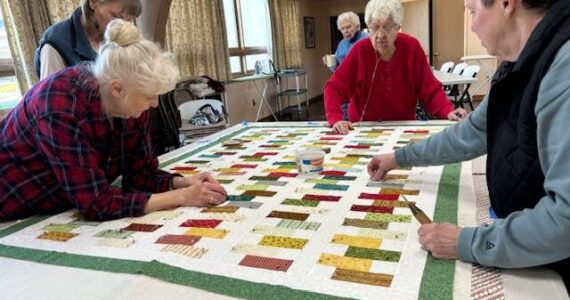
[0,9,21,110]
[223,0,272,77]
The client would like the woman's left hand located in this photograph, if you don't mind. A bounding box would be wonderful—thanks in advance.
[447,108,468,121]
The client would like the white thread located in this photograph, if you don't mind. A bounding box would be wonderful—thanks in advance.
[358,56,381,123]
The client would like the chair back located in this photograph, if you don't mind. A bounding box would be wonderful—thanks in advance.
[451,62,468,75]
[179,99,225,120]
[440,61,455,73]
[462,65,480,79]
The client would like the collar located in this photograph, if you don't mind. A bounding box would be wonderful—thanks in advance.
[349,31,361,44]
[71,7,98,60]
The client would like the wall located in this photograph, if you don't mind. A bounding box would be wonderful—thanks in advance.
[432,0,464,68]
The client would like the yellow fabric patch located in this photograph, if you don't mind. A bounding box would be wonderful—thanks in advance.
[185,227,229,239]
[258,235,308,250]
[318,253,372,272]
[37,231,78,242]
[331,234,382,249]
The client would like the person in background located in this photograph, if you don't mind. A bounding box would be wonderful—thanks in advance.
[0,19,227,222]
[34,0,142,80]
[322,11,369,120]
[322,11,369,73]
[324,0,466,134]
[367,0,570,291]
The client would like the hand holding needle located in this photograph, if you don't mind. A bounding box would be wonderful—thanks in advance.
[401,195,432,225]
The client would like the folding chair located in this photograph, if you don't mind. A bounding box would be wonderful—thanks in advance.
[440,61,455,73]
[447,62,469,98]
[450,65,480,111]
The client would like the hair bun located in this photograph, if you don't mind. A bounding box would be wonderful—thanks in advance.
[105,19,141,47]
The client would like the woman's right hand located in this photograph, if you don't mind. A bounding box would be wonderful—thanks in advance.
[179,181,227,207]
[332,120,353,134]
[367,153,399,181]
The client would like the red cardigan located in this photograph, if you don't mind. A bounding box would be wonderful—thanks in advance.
[324,33,452,125]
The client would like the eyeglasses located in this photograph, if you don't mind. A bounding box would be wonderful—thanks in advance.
[369,23,398,35]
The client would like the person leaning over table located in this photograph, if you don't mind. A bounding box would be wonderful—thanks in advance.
[0,19,227,222]
[34,0,142,80]
[324,0,467,135]
[367,0,570,291]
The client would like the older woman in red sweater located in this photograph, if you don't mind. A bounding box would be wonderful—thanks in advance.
[325,0,467,134]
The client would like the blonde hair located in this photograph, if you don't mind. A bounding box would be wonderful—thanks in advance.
[92,19,179,97]
[337,11,360,30]
[365,0,404,27]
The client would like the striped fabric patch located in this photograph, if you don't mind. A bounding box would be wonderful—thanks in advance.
[162,244,208,258]
[276,219,321,231]
[123,223,163,232]
[184,228,229,239]
[318,253,372,272]
[343,218,389,230]
[41,223,79,233]
[332,268,394,287]
[37,231,78,242]
[180,219,223,228]
[267,211,309,221]
[155,234,201,246]
[239,255,293,272]
[258,235,308,250]
[372,200,411,208]
[331,234,382,249]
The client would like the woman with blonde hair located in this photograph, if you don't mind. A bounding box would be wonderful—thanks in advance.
[34,0,142,79]
[1,19,227,221]
[324,0,466,134]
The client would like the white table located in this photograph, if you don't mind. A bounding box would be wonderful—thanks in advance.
[461,55,497,95]
[233,73,278,121]
[433,69,477,86]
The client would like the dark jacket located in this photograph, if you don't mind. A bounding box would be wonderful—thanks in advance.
[34,8,97,78]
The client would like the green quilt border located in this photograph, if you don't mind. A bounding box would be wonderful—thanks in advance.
[0,124,460,299]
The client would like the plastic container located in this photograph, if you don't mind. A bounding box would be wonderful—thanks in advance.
[295,149,325,175]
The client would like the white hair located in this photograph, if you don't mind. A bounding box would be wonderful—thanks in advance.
[365,0,404,27]
[91,19,179,97]
[337,11,360,30]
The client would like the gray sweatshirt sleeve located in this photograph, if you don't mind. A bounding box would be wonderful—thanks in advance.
[458,41,570,267]
[394,100,488,167]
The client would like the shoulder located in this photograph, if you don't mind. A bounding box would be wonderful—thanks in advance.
[537,40,570,110]
[351,38,373,53]
[41,15,73,41]
[396,33,422,49]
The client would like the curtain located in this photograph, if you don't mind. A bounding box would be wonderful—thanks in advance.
[267,0,302,71]
[0,0,79,93]
[165,0,230,82]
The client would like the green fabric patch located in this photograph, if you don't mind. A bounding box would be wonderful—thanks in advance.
[95,230,134,239]
[313,184,349,191]
[42,223,79,233]
[345,246,401,262]
[364,213,412,223]
[281,199,319,207]
[227,195,255,202]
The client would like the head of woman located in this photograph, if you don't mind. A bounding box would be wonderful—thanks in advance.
[92,19,179,119]
[82,0,142,38]
[337,12,361,40]
[465,0,557,61]
[365,0,403,57]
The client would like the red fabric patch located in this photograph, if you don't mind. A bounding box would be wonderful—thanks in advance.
[321,170,347,176]
[351,205,395,214]
[403,130,429,133]
[123,223,163,232]
[180,219,223,228]
[358,193,399,200]
[215,152,237,155]
[320,136,343,140]
[302,194,341,202]
[170,166,197,171]
[344,145,370,149]
[254,152,279,157]
[239,255,293,272]
[155,234,201,246]
[231,164,258,169]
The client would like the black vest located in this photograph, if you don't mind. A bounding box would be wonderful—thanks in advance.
[33,8,97,78]
[487,0,570,218]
